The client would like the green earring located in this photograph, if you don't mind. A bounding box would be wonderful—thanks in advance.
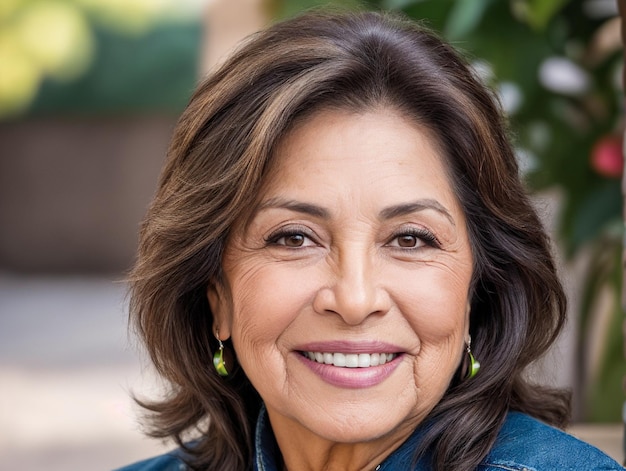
[213,331,229,377]
[466,339,480,379]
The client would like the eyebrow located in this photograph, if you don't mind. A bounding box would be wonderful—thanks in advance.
[379,199,455,226]
[258,197,331,219]
[257,197,454,225]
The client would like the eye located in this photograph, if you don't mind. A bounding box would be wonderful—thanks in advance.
[387,228,439,249]
[278,233,307,247]
[266,227,317,248]
[396,234,420,248]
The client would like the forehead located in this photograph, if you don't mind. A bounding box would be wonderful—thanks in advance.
[258,107,460,212]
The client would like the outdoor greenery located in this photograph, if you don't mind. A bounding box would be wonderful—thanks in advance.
[28,22,201,115]
[0,0,202,117]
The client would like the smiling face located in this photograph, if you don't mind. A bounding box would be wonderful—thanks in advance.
[208,108,474,451]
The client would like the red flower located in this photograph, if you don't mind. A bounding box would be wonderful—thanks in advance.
[591,134,624,179]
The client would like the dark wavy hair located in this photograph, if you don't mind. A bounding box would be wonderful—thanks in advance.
[129,10,569,471]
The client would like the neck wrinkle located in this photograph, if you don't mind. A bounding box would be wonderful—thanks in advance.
[256,405,417,471]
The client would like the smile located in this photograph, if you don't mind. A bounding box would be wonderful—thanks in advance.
[301,351,398,368]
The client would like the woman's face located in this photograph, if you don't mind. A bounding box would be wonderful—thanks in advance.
[209,108,474,445]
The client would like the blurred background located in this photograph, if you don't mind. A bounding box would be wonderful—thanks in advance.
[0,0,624,468]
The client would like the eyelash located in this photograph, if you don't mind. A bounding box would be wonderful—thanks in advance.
[265,226,440,250]
[265,226,317,247]
[387,227,440,249]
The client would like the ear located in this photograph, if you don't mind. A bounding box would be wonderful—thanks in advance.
[207,279,232,339]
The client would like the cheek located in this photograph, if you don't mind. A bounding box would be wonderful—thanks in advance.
[227,263,316,354]
[226,263,322,399]
[398,265,471,392]
[392,262,472,342]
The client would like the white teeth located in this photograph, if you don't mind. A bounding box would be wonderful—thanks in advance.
[303,351,397,367]
[345,354,358,368]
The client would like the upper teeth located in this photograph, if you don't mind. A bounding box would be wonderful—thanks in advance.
[303,352,397,368]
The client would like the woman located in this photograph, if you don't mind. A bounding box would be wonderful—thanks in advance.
[119,10,624,471]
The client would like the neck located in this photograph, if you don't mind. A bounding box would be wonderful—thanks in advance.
[268,411,415,471]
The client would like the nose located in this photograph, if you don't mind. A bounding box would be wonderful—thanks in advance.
[313,248,391,325]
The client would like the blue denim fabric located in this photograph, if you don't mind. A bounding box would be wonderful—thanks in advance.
[116,408,625,470]
[477,412,624,471]
[254,408,624,471]
[114,450,188,471]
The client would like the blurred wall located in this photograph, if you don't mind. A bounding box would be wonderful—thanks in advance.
[0,0,268,275]
[0,116,171,273]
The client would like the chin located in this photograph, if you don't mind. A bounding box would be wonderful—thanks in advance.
[298,407,419,444]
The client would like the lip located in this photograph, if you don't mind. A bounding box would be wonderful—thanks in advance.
[294,341,404,389]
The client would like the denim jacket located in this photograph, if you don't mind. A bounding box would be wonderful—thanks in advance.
[116,407,625,470]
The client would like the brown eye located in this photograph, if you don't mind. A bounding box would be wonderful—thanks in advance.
[387,228,439,250]
[267,227,316,248]
[284,234,305,247]
[397,235,418,248]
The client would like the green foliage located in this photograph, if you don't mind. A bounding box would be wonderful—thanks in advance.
[29,22,201,116]
[444,0,492,40]
[514,0,571,31]
[0,0,202,118]
[270,0,364,19]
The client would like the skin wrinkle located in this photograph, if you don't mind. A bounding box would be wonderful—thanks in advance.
[208,107,473,471]
[252,204,459,256]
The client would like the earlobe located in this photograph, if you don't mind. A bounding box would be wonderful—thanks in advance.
[207,281,232,339]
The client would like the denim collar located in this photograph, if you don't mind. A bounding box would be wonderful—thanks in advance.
[253,405,432,471]
[254,405,281,471]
